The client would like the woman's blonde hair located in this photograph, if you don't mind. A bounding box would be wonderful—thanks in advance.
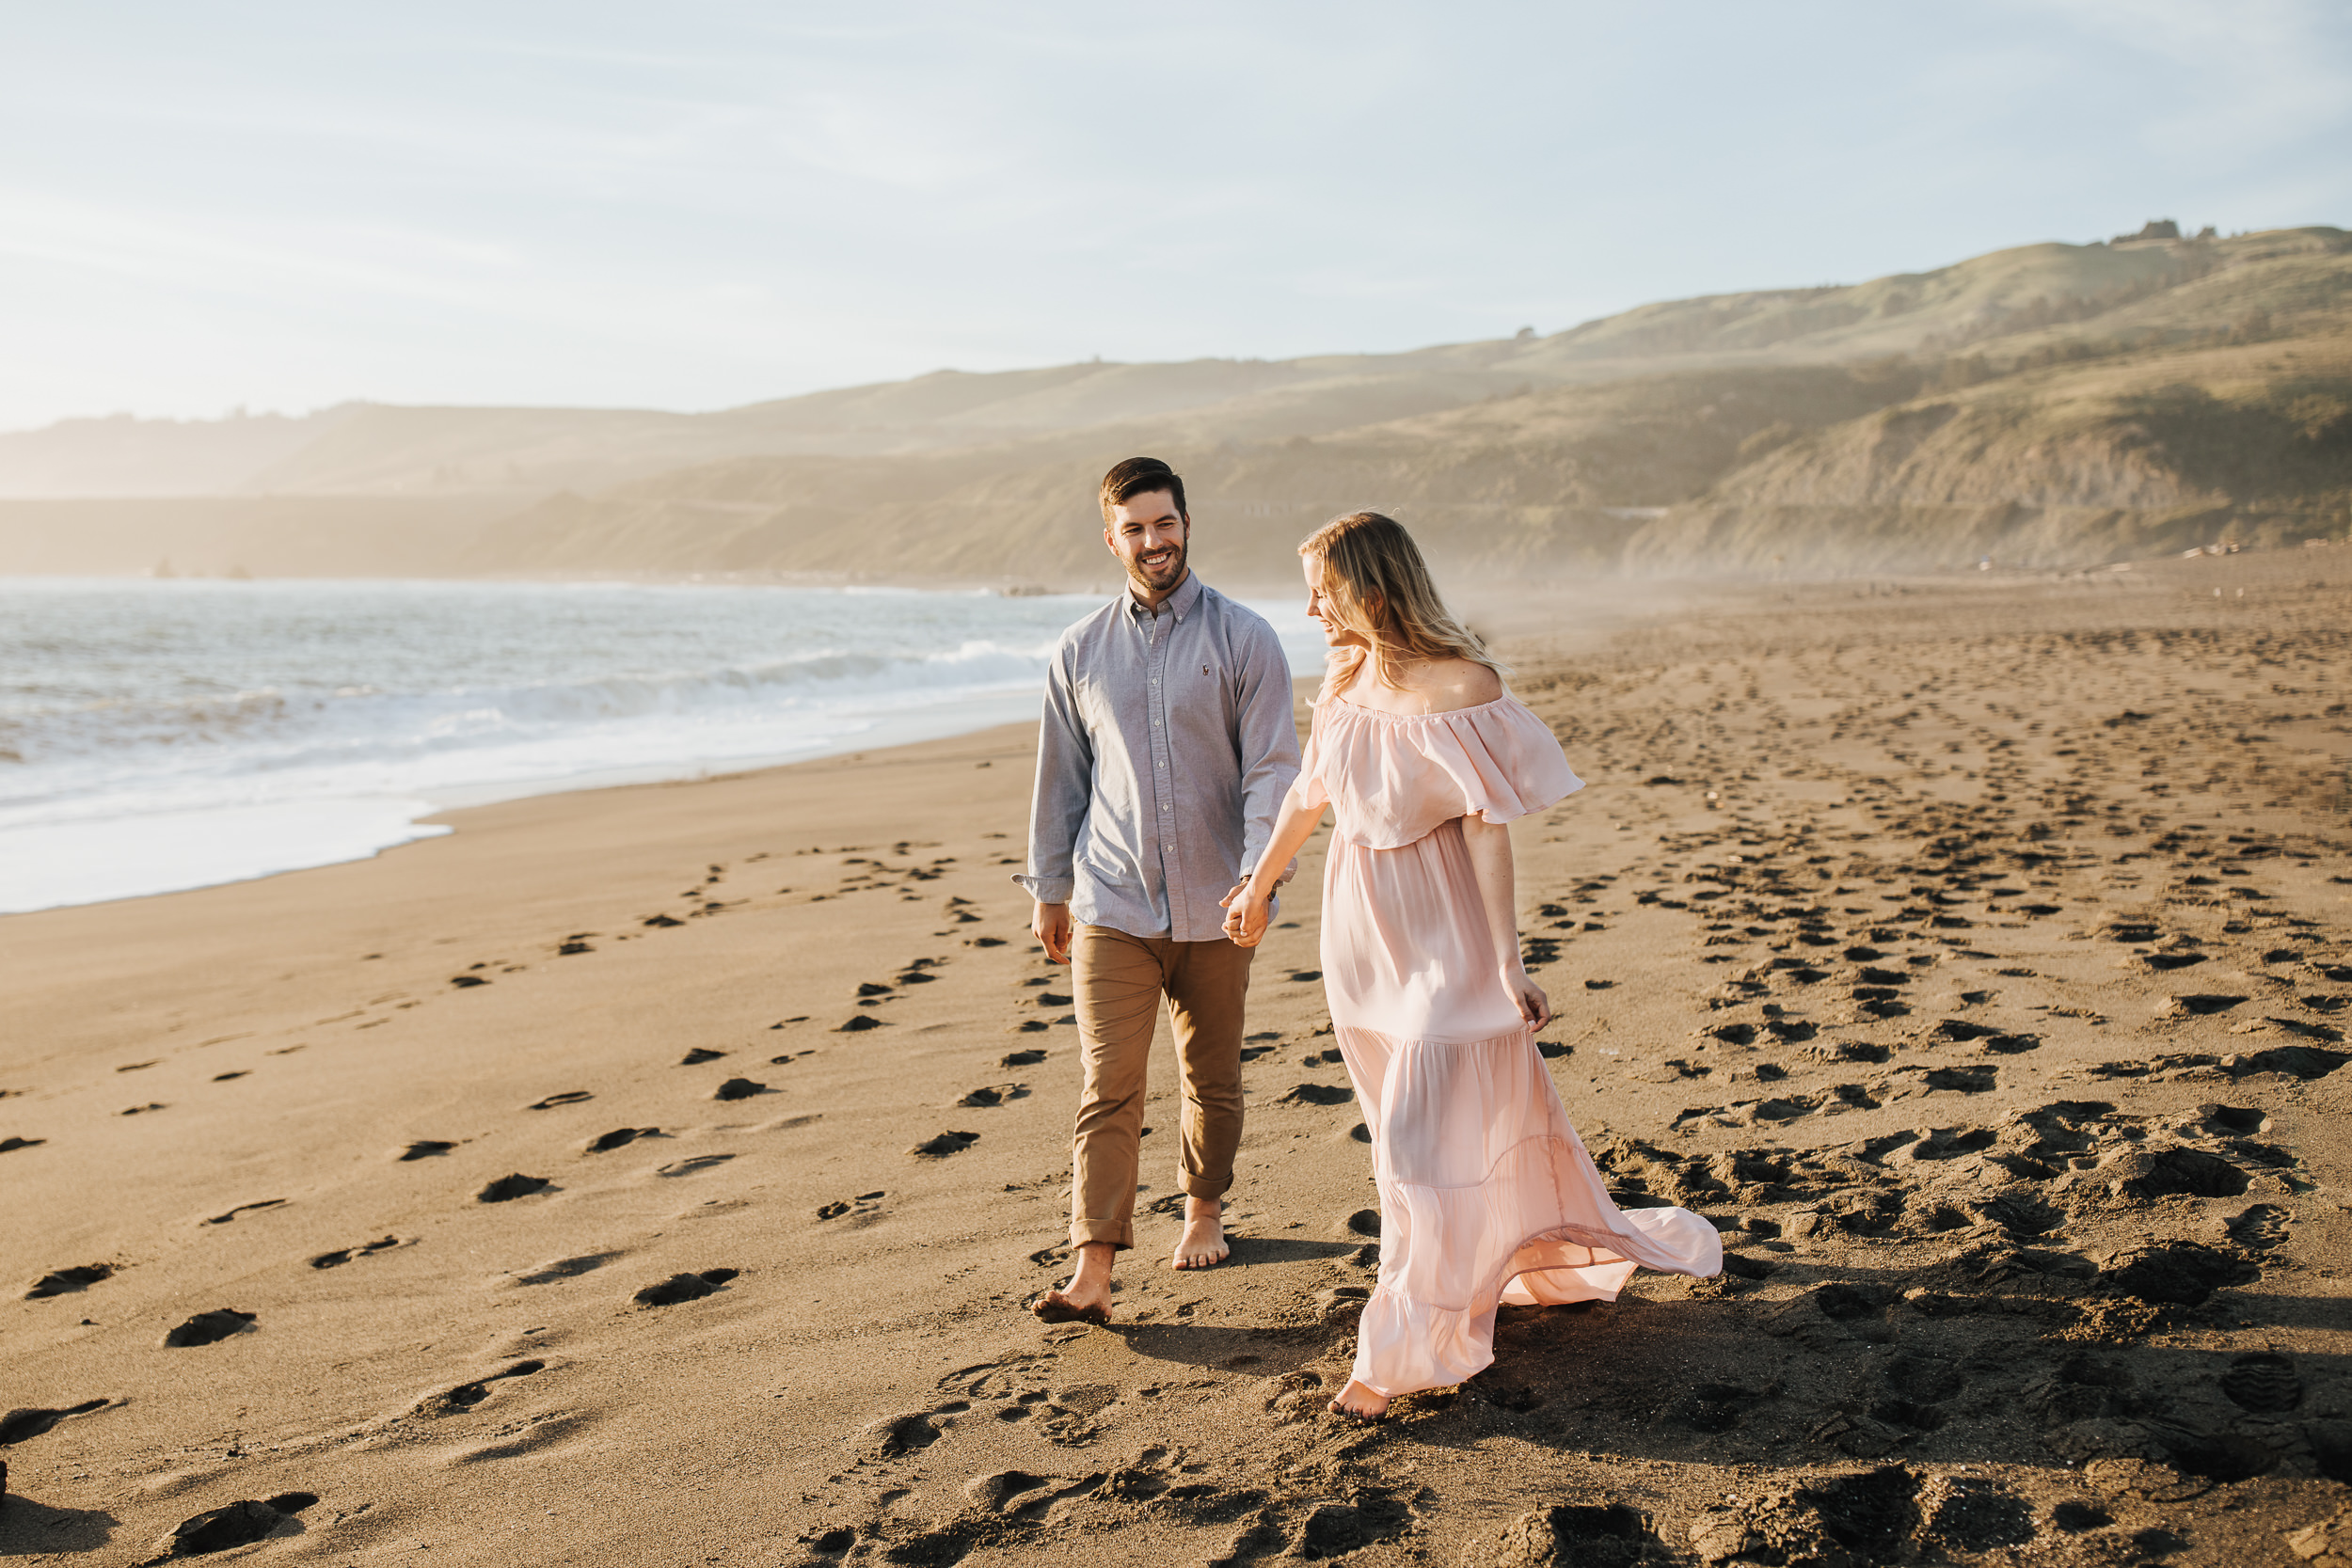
[1298,511,1508,702]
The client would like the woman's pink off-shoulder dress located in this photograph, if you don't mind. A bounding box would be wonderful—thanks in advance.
[1295,693,1722,1399]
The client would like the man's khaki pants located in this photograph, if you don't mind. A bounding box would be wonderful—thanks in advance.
[1069,925,1254,1251]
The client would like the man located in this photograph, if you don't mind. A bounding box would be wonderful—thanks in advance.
[1017,456,1300,1324]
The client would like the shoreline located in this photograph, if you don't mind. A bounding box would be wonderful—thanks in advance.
[0,577,1322,917]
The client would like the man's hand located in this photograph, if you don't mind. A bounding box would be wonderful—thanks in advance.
[1033,900,1073,964]
[1221,884,1271,948]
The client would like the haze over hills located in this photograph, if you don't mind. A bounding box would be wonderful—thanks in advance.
[4,224,2345,583]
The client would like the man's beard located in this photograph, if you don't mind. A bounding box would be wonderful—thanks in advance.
[1126,540,1187,594]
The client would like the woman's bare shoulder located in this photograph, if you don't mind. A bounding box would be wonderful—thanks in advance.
[1407,657,1502,712]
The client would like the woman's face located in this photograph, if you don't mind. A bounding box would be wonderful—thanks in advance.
[1303,555,1367,648]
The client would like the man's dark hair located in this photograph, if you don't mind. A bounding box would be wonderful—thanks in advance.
[1099,456,1186,524]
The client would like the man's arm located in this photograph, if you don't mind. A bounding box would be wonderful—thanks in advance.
[1231,616,1304,887]
[1014,646,1090,963]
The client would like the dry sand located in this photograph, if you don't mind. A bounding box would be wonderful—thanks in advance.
[4,550,2349,1566]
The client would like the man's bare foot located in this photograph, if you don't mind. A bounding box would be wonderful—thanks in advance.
[1033,1241,1115,1324]
[1170,1196,1230,1270]
[1327,1379,1390,1421]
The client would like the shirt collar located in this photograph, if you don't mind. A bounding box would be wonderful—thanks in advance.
[1127,571,1203,622]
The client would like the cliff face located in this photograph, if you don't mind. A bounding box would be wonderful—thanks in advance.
[1626,333,2352,572]
[455,364,1936,588]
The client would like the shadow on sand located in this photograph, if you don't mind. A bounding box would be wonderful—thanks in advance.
[0,1491,119,1557]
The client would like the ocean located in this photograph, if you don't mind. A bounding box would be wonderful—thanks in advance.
[0,578,1325,915]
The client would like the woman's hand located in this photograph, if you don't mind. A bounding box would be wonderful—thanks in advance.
[1221,882,1272,948]
[1504,965,1552,1030]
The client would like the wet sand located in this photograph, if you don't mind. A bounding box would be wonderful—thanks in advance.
[3,549,2349,1566]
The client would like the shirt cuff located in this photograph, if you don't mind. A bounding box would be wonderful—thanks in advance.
[1011,872,1074,904]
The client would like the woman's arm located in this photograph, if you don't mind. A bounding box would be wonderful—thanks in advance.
[1220,784,1327,947]
[1460,816,1551,1029]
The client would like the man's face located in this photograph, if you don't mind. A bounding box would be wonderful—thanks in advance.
[1104,490,1190,597]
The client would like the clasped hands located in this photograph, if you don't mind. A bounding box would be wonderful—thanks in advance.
[1219,879,1269,947]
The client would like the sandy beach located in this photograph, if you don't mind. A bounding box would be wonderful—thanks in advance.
[4,549,2349,1566]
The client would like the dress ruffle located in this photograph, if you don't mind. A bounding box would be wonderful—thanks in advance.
[1336,1024,1724,1398]
[1295,695,1583,849]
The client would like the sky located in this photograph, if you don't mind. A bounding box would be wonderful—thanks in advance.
[2,1,2346,433]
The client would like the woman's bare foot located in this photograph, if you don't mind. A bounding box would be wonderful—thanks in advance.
[1033,1241,1115,1324]
[1170,1196,1230,1269]
[1327,1379,1390,1421]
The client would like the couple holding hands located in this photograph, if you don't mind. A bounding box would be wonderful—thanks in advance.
[1017,457,1719,1420]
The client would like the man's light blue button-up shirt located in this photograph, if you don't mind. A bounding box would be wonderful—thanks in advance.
[1015,573,1300,942]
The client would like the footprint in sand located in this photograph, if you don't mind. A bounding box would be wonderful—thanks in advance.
[1001,1048,1047,1067]
[514,1252,624,1285]
[857,1410,949,1460]
[957,1085,1026,1107]
[2218,1352,2301,1413]
[477,1173,553,1203]
[657,1154,736,1177]
[713,1077,768,1101]
[586,1127,659,1153]
[528,1091,594,1110]
[202,1198,287,1226]
[679,1048,727,1065]
[0,1398,112,1444]
[164,1307,257,1347]
[310,1236,404,1269]
[166,1493,319,1556]
[909,1131,979,1158]
[633,1268,738,1307]
[24,1263,113,1300]
[817,1190,885,1222]
[399,1139,458,1160]
[421,1358,546,1415]
[2225,1204,2290,1249]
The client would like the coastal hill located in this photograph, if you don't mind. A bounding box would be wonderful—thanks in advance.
[2,225,2344,582]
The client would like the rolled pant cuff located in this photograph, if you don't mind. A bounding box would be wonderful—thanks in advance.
[1071,1223,1133,1251]
[1181,1172,1233,1202]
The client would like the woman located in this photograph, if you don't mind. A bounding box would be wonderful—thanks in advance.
[1223,513,1720,1419]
